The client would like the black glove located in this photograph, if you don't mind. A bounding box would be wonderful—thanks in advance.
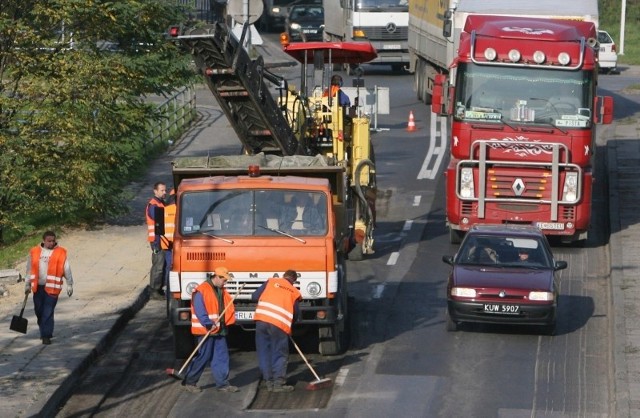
[206,324,213,331]
[150,243,160,254]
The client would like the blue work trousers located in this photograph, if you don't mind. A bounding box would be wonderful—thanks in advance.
[255,321,289,384]
[183,334,230,388]
[33,285,59,339]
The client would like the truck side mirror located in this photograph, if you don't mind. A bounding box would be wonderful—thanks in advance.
[594,95,614,124]
[431,73,448,116]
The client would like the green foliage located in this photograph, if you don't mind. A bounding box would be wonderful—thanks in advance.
[0,0,193,244]
[600,0,640,65]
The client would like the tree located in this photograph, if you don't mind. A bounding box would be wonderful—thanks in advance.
[0,0,194,242]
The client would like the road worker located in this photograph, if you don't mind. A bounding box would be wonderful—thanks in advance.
[146,181,167,299]
[252,269,302,392]
[182,266,239,393]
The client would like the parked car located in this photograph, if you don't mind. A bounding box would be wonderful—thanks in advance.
[285,3,324,42]
[597,30,618,74]
[442,224,567,334]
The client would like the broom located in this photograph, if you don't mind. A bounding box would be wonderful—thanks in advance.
[166,283,245,379]
[289,335,333,390]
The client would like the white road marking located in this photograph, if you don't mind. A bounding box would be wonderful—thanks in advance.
[402,220,413,231]
[334,367,349,386]
[413,195,421,206]
[372,284,386,299]
[387,251,400,265]
[417,115,447,180]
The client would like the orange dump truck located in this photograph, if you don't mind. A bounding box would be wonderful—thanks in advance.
[167,154,352,358]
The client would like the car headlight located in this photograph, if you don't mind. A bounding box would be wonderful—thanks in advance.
[290,23,301,30]
[451,287,476,298]
[562,172,578,203]
[460,167,475,198]
[529,291,555,301]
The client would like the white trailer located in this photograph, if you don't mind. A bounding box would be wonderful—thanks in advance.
[408,0,599,104]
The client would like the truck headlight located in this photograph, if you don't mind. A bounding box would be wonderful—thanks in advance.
[290,23,301,31]
[307,282,322,297]
[460,167,475,198]
[562,172,578,202]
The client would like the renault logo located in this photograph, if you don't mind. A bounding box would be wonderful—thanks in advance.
[386,22,397,34]
[512,178,525,196]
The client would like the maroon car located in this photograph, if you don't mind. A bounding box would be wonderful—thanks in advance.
[442,224,567,334]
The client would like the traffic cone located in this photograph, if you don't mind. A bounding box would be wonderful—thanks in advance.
[406,110,417,132]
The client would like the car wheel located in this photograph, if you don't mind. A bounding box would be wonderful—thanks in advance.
[446,311,458,332]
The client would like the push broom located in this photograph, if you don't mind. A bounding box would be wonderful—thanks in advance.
[289,336,333,390]
[166,283,245,380]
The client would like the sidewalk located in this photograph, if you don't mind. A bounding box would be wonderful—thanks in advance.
[0,53,639,416]
[0,40,296,418]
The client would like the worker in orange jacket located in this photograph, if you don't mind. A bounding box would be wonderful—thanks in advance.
[252,269,302,392]
[182,267,239,393]
[24,231,74,345]
[145,181,167,299]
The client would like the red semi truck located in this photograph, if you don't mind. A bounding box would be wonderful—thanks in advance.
[413,2,614,243]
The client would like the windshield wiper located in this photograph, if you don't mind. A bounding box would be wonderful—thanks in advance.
[258,224,306,243]
[198,228,234,244]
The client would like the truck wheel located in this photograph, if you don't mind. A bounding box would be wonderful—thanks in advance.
[348,242,364,261]
[319,306,349,355]
[173,326,195,360]
[449,228,463,244]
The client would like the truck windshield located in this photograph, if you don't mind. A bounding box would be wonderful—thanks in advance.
[179,190,328,237]
[454,63,594,129]
[355,0,408,12]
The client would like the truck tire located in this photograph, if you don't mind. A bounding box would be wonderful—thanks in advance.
[173,326,195,360]
[449,228,463,244]
[319,269,350,355]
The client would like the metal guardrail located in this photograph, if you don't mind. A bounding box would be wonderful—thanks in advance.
[146,85,197,147]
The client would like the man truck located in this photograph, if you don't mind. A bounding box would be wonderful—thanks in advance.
[410,0,614,243]
[166,23,378,358]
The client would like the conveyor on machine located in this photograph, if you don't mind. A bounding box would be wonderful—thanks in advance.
[175,22,305,156]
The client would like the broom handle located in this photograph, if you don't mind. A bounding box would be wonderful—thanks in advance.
[290,336,322,381]
[177,283,245,376]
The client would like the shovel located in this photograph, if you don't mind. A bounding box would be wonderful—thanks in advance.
[10,293,29,334]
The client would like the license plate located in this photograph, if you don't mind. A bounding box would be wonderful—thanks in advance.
[235,311,254,320]
[484,304,520,314]
[535,222,565,231]
[383,44,401,50]
[303,29,317,33]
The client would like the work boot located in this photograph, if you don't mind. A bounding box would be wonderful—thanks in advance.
[182,383,202,393]
[217,384,239,393]
[41,337,52,345]
[271,383,294,393]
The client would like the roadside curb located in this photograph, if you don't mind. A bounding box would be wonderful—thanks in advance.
[32,290,149,418]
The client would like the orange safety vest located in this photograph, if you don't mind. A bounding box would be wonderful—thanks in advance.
[323,85,340,98]
[146,197,165,243]
[29,246,67,296]
[190,281,236,335]
[253,278,301,335]
[161,201,176,250]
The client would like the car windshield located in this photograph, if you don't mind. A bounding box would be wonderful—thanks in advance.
[456,234,552,268]
[454,63,594,129]
[290,6,323,19]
